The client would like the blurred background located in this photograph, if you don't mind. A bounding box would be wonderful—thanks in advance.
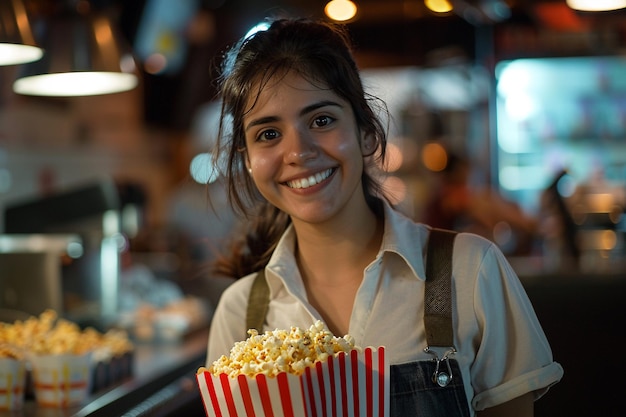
[1,0,626,415]
[2,0,626,269]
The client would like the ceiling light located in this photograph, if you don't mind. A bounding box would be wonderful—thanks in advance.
[424,0,453,14]
[325,0,358,22]
[0,0,44,66]
[566,0,626,11]
[12,2,138,97]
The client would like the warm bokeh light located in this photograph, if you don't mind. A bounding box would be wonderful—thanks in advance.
[383,142,403,172]
[585,193,614,213]
[424,0,453,14]
[566,0,626,11]
[325,0,358,22]
[579,230,617,251]
[421,142,448,172]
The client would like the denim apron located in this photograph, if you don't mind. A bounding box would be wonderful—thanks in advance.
[390,359,470,417]
[247,229,471,416]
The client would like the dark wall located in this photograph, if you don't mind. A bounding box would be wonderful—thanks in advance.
[523,275,626,417]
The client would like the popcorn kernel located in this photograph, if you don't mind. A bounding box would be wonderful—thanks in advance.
[207,320,359,378]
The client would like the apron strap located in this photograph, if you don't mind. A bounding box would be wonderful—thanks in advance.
[246,268,269,339]
[424,228,457,348]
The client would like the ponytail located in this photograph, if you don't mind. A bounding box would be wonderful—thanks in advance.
[211,203,291,278]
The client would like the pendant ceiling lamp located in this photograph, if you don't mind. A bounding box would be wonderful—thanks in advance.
[13,0,138,97]
[566,0,626,11]
[0,0,44,65]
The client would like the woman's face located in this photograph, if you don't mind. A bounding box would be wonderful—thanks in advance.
[242,72,371,226]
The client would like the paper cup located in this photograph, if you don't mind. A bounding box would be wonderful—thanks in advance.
[197,346,389,417]
[0,358,26,410]
[30,353,92,407]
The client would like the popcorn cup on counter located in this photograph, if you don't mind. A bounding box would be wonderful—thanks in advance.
[0,357,26,410]
[29,352,93,407]
[197,346,389,417]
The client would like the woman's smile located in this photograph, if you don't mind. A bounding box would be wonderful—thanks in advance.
[284,168,336,189]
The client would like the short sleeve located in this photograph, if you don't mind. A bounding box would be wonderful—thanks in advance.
[205,275,254,366]
[469,242,563,410]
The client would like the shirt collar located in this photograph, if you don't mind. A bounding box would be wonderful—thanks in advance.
[265,200,430,294]
[379,200,429,281]
[265,224,305,299]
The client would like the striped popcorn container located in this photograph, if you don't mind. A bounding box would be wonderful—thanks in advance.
[197,346,389,417]
[29,352,93,407]
[0,357,26,410]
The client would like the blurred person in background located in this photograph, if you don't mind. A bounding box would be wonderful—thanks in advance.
[422,152,538,255]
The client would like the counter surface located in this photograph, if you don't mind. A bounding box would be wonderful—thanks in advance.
[2,328,208,417]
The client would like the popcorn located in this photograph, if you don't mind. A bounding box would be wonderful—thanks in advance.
[0,344,24,360]
[197,342,389,417]
[197,321,388,417]
[208,320,359,378]
[0,310,133,357]
[0,310,136,408]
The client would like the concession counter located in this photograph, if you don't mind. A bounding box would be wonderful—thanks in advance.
[1,329,209,417]
[3,271,624,417]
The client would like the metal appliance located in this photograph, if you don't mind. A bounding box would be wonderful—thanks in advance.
[3,178,123,328]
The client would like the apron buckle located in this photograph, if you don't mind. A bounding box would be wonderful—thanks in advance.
[424,346,457,387]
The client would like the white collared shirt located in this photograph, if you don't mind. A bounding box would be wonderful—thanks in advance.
[207,202,563,413]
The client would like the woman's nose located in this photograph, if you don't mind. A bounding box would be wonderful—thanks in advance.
[284,129,318,163]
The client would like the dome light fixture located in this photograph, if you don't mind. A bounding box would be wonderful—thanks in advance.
[0,0,44,66]
[12,1,138,97]
[566,0,626,11]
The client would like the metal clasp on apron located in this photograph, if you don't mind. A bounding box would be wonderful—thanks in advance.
[424,346,457,387]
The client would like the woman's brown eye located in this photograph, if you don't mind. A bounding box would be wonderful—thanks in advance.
[313,116,333,127]
[261,129,279,141]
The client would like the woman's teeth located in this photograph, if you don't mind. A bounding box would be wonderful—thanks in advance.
[287,168,333,189]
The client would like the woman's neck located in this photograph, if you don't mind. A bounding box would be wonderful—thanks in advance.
[292,202,384,286]
[291,200,383,336]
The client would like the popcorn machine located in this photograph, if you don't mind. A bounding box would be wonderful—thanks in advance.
[2,179,124,328]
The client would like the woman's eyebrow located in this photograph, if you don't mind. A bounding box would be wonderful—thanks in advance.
[299,100,343,117]
[245,116,279,132]
[245,100,343,133]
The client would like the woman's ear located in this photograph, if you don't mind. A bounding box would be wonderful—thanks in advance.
[238,145,253,174]
[360,133,377,157]
[238,148,252,174]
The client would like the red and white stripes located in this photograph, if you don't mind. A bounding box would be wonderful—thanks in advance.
[197,347,388,417]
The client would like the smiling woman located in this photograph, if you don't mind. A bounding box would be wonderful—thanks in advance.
[204,18,562,417]
[241,73,371,228]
